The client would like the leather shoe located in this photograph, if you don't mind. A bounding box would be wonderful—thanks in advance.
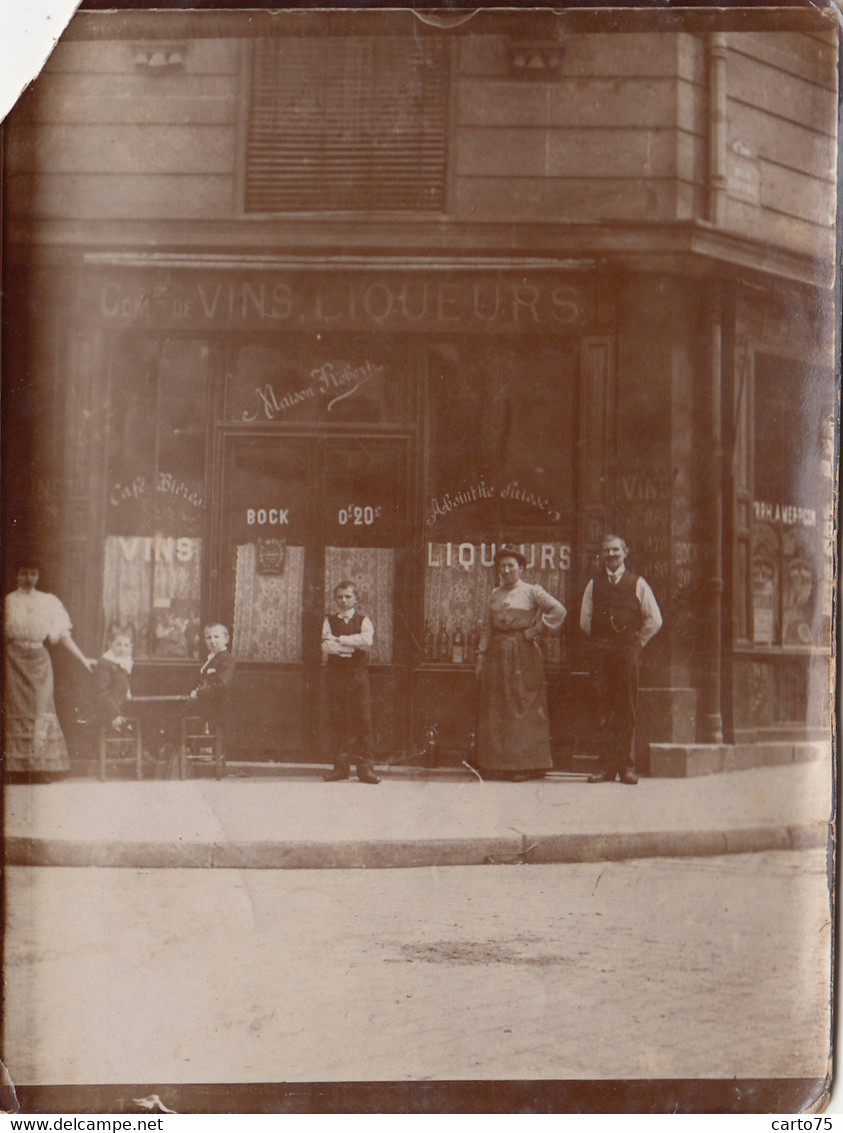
[588,771,617,783]
[358,771,381,784]
[619,770,639,785]
[323,769,350,782]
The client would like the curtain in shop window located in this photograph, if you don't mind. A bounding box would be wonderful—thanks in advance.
[324,547,394,665]
[424,550,493,646]
[232,543,305,663]
[103,536,202,660]
[424,543,569,665]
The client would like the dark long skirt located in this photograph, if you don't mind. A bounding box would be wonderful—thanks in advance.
[4,642,70,774]
[476,630,553,773]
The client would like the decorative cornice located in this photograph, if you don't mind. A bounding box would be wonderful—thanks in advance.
[4,220,834,290]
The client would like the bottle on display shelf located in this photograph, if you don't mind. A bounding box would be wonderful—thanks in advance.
[468,624,481,661]
[436,619,450,662]
[451,623,465,665]
[423,620,436,661]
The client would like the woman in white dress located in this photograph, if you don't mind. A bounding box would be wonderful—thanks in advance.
[4,563,94,778]
[474,545,566,781]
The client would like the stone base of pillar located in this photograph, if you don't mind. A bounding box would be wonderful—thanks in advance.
[634,687,698,772]
[647,739,827,778]
[700,712,724,745]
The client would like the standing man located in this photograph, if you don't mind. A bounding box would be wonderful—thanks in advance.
[579,535,662,784]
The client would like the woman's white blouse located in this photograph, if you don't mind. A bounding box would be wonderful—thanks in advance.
[4,589,72,645]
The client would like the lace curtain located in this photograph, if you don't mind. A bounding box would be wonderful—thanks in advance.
[232,543,306,663]
[324,547,394,665]
[103,536,202,659]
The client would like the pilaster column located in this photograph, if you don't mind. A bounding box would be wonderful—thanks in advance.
[701,283,725,742]
[707,32,729,226]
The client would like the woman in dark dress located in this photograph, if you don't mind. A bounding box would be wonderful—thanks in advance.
[474,545,566,781]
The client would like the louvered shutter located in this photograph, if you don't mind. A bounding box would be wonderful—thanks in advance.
[245,36,448,213]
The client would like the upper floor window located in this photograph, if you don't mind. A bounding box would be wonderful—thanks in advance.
[245,36,449,214]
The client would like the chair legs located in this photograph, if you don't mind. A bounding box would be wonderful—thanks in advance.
[180,717,226,780]
[99,720,143,780]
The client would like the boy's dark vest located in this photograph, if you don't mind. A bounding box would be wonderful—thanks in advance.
[326,612,369,669]
[590,571,642,646]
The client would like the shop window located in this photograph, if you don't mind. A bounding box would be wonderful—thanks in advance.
[245,36,448,213]
[103,338,209,659]
[750,353,829,648]
[423,340,575,664]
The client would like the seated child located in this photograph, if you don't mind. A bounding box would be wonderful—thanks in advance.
[93,627,134,732]
[189,623,235,722]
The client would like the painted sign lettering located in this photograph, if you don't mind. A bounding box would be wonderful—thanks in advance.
[241,360,385,422]
[427,542,572,572]
[246,509,290,526]
[109,473,204,509]
[95,274,588,334]
[753,501,817,528]
[427,478,564,525]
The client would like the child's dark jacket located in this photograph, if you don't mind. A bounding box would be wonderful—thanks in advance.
[93,657,131,725]
[195,649,236,717]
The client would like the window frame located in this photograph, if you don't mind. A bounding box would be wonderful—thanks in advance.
[733,344,831,656]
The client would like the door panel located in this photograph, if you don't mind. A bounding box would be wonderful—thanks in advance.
[322,438,408,667]
[220,433,409,761]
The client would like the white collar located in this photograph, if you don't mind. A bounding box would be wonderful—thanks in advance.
[335,609,357,622]
[606,566,626,583]
[103,649,133,674]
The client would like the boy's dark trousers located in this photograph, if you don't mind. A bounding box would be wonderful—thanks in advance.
[325,667,376,777]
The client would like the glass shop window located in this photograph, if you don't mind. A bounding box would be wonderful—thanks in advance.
[751,354,831,648]
[423,339,575,666]
[103,338,209,660]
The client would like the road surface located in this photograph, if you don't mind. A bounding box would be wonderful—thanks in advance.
[4,849,831,1085]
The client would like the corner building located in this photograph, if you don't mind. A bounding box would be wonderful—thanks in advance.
[3,9,836,773]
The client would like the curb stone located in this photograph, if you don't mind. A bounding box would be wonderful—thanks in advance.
[4,822,829,870]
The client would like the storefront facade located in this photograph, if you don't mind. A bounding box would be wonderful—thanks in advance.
[3,10,836,770]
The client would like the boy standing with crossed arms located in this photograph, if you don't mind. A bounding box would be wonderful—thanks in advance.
[321,580,381,784]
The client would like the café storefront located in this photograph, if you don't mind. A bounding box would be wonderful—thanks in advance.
[6,253,834,772]
[3,12,835,776]
[18,259,641,766]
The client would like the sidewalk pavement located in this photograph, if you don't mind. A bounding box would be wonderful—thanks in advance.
[4,755,833,870]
